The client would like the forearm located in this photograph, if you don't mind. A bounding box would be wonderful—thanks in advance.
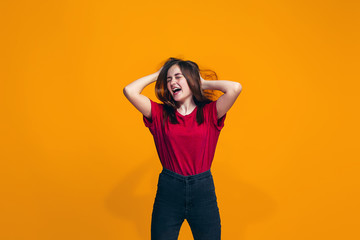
[202,79,242,118]
[202,79,242,94]
[123,71,159,95]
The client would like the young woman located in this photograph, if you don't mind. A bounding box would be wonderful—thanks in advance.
[123,57,242,240]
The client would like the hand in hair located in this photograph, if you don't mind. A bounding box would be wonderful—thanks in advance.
[199,73,205,90]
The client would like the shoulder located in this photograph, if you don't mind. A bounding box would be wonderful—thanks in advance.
[143,99,164,127]
[201,100,217,119]
[203,100,226,130]
[203,100,216,112]
[149,99,164,112]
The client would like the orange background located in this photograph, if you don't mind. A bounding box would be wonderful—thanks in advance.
[1,0,359,239]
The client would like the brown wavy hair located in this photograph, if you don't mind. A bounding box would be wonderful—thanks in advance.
[155,57,218,125]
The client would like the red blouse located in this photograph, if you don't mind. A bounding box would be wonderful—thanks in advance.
[143,99,226,176]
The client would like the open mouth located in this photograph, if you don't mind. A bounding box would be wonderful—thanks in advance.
[172,87,182,95]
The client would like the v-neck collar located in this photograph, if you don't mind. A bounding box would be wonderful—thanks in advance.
[176,106,197,117]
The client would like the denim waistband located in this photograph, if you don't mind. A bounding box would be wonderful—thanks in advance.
[161,167,212,181]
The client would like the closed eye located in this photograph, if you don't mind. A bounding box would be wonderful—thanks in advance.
[167,76,182,82]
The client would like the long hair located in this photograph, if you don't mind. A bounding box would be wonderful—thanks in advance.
[155,57,218,125]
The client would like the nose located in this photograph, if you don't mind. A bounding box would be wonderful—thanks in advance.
[169,78,177,85]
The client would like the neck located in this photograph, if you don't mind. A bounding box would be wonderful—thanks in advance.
[177,97,196,115]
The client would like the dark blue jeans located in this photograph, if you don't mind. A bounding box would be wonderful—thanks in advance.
[151,167,221,240]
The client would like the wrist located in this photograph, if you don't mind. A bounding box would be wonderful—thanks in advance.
[151,72,159,82]
[201,78,208,90]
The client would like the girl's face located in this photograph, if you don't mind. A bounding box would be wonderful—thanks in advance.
[167,64,193,103]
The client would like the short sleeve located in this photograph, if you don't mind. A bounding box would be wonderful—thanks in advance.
[207,100,226,131]
[143,99,163,129]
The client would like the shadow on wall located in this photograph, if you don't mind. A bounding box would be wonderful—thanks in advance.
[105,158,277,239]
[214,165,278,239]
[105,158,159,239]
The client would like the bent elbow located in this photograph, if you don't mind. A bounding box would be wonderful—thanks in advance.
[233,82,242,95]
[123,86,133,98]
[123,86,128,97]
[123,86,132,99]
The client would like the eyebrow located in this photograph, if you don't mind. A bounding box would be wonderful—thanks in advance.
[167,73,182,79]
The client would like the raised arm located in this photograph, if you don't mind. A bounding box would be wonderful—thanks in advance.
[200,76,242,119]
[123,68,162,119]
